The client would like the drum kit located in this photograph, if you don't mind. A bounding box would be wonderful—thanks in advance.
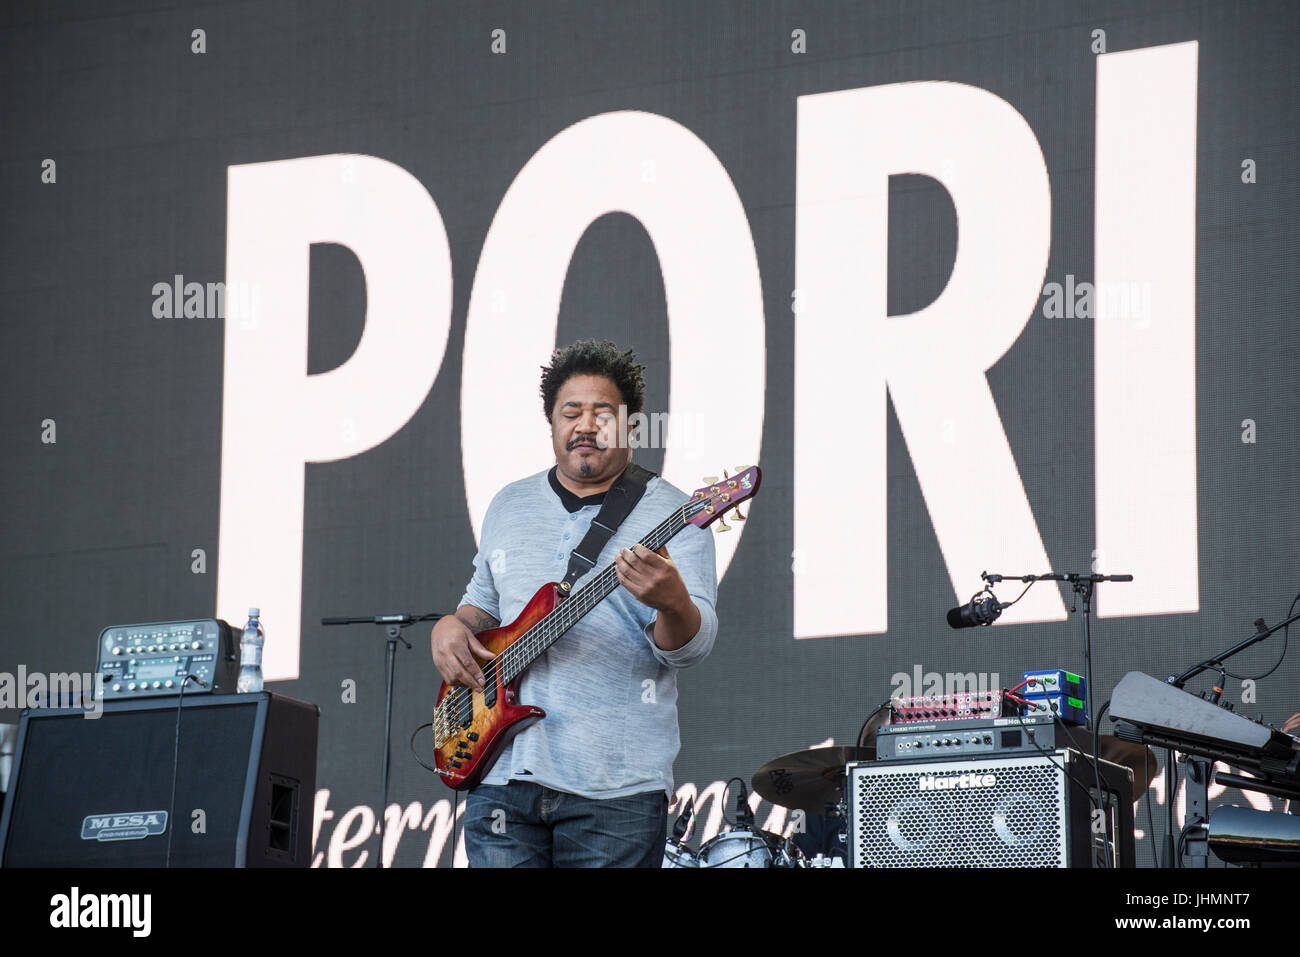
[663,735,884,868]
[664,709,1158,869]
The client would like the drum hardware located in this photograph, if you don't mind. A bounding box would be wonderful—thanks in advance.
[662,795,699,868]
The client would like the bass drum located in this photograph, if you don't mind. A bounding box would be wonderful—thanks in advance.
[698,827,773,868]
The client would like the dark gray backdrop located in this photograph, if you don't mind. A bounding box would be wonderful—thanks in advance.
[2,0,1298,866]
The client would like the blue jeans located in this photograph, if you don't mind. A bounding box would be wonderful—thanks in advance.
[464,780,667,867]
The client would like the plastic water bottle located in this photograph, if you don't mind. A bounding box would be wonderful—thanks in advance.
[237,608,265,693]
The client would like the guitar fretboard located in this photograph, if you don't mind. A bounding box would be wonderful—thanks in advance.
[498,499,708,683]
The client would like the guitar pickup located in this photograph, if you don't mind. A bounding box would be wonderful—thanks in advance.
[457,691,473,729]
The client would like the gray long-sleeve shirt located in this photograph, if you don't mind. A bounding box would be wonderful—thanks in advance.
[458,466,718,799]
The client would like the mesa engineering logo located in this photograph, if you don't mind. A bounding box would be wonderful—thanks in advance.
[49,887,151,937]
[917,773,997,791]
[81,811,168,842]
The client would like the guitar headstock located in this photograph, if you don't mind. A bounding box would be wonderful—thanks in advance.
[687,465,761,530]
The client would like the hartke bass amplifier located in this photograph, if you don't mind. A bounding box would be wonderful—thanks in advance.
[847,749,1134,867]
[0,692,318,867]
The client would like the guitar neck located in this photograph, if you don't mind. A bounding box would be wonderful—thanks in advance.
[499,503,698,683]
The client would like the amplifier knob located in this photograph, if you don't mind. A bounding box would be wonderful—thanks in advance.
[191,641,201,650]
[148,645,157,652]
[151,681,161,689]
[112,646,123,656]
[128,683,137,691]
[169,643,178,651]
[165,679,175,689]
[113,684,122,692]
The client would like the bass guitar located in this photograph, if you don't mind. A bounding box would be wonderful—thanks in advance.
[431,466,761,790]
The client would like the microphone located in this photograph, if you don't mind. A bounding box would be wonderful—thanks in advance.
[734,780,754,829]
[946,594,1009,629]
[672,797,695,841]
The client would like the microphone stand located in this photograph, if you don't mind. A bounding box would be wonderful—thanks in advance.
[982,571,1132,732]
[322,611,443,868]
[982,571,1132,868]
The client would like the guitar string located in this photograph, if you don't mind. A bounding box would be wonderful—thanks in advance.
[436,480,751,743]
[435,506,686,742]
[452,506,686,710]
[436,493,726,741]
[497,506,689,677]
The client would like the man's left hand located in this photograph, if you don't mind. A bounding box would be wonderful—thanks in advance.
[615,543,690,614]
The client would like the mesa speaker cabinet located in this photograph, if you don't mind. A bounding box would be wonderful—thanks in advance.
[0,692,318,867]
[847,749,1135,867]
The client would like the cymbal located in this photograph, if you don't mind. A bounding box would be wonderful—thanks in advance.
[859,706,892,750]
[1095,735,1160,800]
[1054,725,1159,799]
[752,746,873,813]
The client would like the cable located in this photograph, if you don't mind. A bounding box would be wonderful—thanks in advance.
[857,697,895,748]
[408,721,441,773]
[1176,819,1207,865]
[164,674,205,867]
[1168,754,1185,868]
[1010,706,1098,810]
[1092,699,1113,868]
[453,788,463,869]
[408,721,467,867]
[1144,745,1159,869]
[720,776,751,831]
[1027,700,1119,868]
[1190,591,1299,683]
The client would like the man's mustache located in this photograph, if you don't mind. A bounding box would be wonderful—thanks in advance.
[566,435,606,450]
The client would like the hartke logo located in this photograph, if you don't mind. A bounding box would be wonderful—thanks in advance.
[81,811,168,842]
[917,773,996,791]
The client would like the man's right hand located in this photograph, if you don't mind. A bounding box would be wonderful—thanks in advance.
[431,612,496,691]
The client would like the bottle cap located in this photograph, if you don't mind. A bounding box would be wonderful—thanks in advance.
[248,607,260,617]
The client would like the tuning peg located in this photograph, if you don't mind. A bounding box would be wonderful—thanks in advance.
[714,513,732,533]
[721,468,746,521]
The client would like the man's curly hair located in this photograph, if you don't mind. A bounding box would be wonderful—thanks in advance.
[540,339,646,423]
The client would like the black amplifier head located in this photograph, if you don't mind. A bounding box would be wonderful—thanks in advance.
[95,619,238,700]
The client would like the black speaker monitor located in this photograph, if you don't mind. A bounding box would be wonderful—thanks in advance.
[0,692,318,867]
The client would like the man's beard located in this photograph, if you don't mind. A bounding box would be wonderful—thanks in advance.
[578,461,593,477]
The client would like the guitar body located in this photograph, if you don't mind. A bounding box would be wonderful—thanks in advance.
[432,582,560,791]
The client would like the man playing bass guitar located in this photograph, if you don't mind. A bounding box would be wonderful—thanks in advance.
[430,340,719,867]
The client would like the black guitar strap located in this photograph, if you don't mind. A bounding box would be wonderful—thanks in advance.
[559,462,656,595]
